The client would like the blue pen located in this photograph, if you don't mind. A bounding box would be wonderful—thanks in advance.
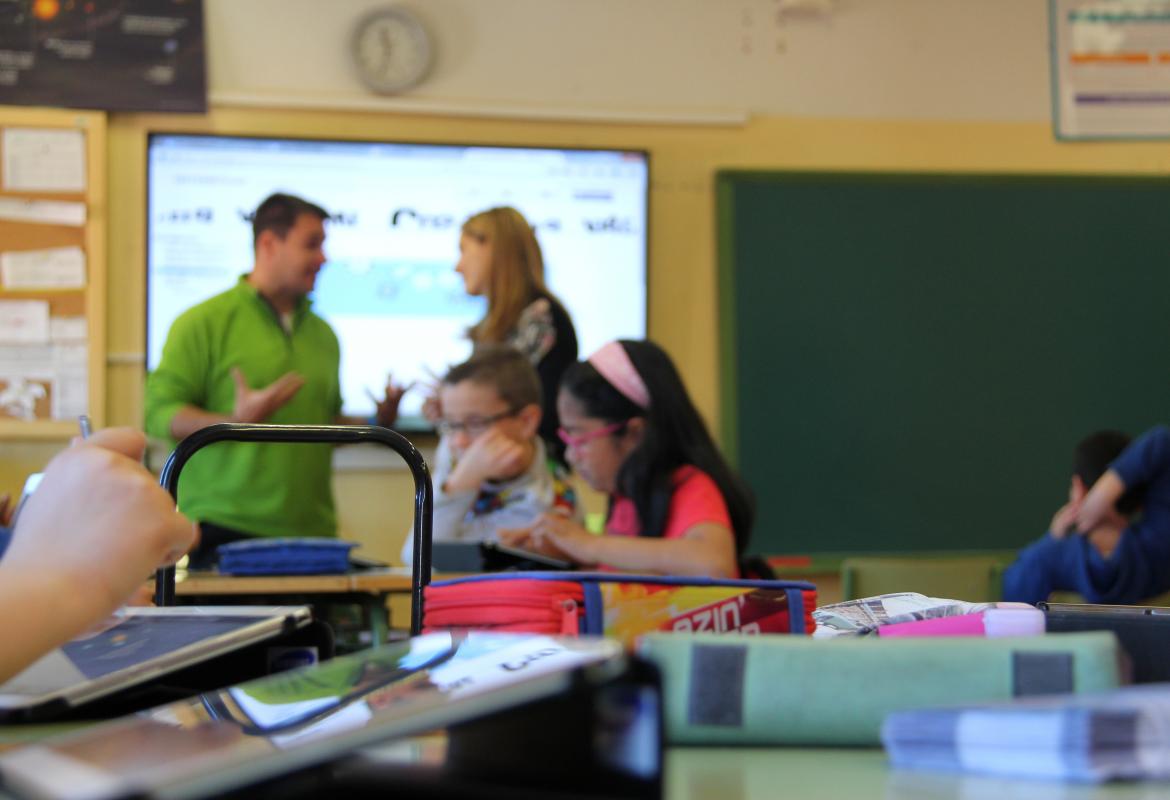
[78,414,91,439]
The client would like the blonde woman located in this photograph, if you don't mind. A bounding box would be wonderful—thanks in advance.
[448,206,578,463]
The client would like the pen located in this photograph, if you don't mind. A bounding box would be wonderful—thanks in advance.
[78,414,91,439]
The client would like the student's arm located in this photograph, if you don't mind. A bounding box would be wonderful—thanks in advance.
[403,438,476,564]
[0,429,196,683]
[1077,426,1170,532]
[500,515,739,579]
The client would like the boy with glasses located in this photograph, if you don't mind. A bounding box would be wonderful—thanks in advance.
[401,345,577,564]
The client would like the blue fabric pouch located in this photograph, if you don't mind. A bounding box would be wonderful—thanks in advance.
[216,538,358,575]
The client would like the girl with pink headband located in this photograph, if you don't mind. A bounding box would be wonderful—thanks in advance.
[499,339,754,578]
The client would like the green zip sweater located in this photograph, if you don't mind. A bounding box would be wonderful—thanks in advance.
[145,278,342,538]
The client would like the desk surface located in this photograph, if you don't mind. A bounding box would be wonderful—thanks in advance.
[664,747,1164,800]
[0,736,1161,798]
[173,567,416,595]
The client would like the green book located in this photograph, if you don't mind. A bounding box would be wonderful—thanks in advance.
[636,631,1122,746]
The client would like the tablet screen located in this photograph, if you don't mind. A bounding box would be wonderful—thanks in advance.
[0,633,626,800]
[0,607,310,714]
[482,542,573,570]
[0,615,269,696]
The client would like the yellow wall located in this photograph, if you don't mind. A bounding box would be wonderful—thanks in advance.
[6,106,1170,559]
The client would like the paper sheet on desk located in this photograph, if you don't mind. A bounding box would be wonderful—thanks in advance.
[1,246,86,290]
[2,128,86,192]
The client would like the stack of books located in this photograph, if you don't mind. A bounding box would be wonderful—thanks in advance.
[882,684,1170,782]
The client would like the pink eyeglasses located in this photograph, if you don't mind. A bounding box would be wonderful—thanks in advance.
[556,421,626,449]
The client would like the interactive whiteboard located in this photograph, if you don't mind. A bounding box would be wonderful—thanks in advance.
[147,134,648,426]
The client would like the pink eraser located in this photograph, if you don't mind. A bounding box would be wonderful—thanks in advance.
[877,613,986,638]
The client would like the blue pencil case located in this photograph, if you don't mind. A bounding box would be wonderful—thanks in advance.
[216,538,358,575]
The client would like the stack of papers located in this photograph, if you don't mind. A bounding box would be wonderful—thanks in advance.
[882,684,1170,782]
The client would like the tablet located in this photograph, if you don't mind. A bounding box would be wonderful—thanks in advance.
[0,605,312,722]
[430,541,574,573]
[1039,602,1170,683]
[481,541,573,571]
[0,632,628,800]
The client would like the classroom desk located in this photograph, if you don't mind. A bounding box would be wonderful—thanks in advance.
[0,734,1162,797]
[172,568,415,650]
[351,739,1166,799]
[664,747,1164,800]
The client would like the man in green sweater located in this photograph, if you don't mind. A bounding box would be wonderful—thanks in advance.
[145,193,402,568]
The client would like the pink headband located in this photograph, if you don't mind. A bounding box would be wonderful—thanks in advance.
[588,341,650,409]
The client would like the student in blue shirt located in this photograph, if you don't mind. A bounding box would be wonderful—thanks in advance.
[1002,426,1170,605]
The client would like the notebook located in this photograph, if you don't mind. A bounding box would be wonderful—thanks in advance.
[0,605,312,722]
[882,683,1170,782]
[0,632,631,800]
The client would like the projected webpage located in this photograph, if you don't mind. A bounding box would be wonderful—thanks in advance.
[147,135,648,424]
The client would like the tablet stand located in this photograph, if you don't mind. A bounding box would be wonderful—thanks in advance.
[154,423,433,635]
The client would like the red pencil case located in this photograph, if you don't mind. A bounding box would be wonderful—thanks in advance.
[423,572,817,646]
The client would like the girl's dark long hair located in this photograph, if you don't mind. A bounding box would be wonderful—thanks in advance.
[560,340,755,554]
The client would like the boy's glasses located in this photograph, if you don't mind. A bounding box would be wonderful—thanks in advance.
[557,421,626,449]
[436,409,519,438]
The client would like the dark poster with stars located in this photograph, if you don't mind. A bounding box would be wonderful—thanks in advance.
[0,0,206,112]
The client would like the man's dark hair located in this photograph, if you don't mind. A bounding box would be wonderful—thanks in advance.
[1074,430,1141,514]
[252,193,328,247]
[444,344,542,411]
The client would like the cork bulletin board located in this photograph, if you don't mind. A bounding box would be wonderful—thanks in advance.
[0,106,105,440]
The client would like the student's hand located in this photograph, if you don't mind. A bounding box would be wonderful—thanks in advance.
[496,523,575,562]
[501,514,599,567]
[1048,501,1079,539]
[5,428,197,619]
[368,376,414,428]
[1074,469,1126,534]
[444,428,532,494]
[230,367,305,423]
[1086,527,1124,560]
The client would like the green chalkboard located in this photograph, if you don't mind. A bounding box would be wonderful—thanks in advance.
[718,171,1170,554]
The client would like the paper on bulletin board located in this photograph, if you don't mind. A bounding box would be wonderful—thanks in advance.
[0,344,52,421]
[49,316,87,343]
[0,299,49,344]
[1052,0,1170,138]
[0,197,86,226]
[2,128,86,191]
[0,343,87,420]
[50,343,88,419]
[1,246,86,289]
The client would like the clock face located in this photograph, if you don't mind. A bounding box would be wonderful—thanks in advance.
[351,8,432,94]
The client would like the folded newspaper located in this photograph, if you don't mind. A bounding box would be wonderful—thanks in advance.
[882,684,1170,783]
[813,593,991,638]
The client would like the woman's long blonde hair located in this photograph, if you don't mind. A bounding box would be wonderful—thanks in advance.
[463,206,555,343]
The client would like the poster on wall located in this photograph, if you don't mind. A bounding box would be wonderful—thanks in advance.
[1051,0,1170,138]
[0,0,206,113]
